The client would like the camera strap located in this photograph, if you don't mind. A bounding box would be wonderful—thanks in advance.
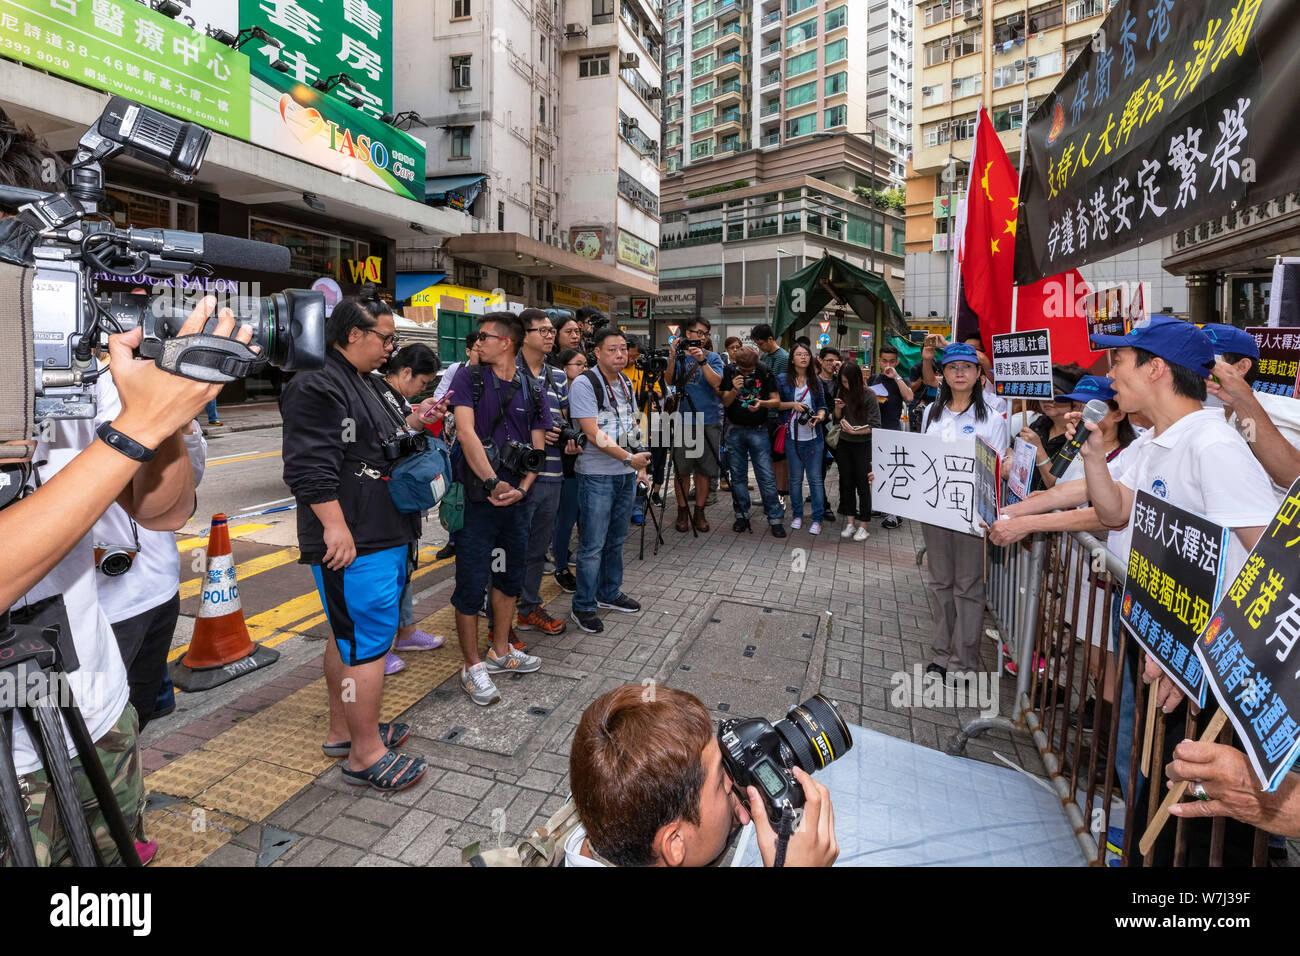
[773,805,798,868]
[0,262,36,451]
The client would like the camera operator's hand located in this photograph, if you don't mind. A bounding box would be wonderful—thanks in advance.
[628,450,652,471]
[490,482,524,507]
[748,767,837,867]
[564,439,583,456]
[687,345,706,363]
[322,521,356,571]
[732,374,745,391]
[544,425,564,446]
[111,296,253,447]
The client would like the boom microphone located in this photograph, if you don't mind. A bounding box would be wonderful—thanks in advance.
[199,233,291,273]
[1050,398,1109,477]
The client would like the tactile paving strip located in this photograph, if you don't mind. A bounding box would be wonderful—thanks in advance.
[197,759,316,821]
[145,801,247,868]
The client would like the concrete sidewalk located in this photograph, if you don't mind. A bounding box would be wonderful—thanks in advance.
[164,481,1043,867]
[206,400,282,434]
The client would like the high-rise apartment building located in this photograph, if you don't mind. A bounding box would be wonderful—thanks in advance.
[867,0,913,185]
[904,0,1187,320]
[395,0,661,321]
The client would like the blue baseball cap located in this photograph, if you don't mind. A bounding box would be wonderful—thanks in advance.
[1055,375,1117,404]
[938,342,981,367]
[1198,323,1260,360]
[1089,314,1216,378]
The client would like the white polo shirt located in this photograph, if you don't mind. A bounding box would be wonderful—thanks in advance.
[922,399,1010,455]
[1226,390,1300,493]
[1110,408,1280,580]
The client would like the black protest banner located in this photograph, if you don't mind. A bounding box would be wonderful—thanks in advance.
[1014,0,1300,285]
[1244,326,1300,398]
[1122,490,1229,703]
[991,329,1053,399]
[1196,480,1300,791]
[974,437,1001,529]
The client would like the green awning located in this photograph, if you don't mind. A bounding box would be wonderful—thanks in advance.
[772,254,908,345]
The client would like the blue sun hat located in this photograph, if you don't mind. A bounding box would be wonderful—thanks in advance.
[1055,375,1117,403]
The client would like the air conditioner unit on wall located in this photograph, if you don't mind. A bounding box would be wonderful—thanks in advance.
[648,86,663,99]
[620,52,640,69]
[628,116,639,128]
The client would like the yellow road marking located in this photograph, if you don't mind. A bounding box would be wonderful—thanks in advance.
[207,450,281,466]
[178,548,299,601]
[176,523,271,554]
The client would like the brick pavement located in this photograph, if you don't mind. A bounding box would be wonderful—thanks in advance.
[193,473,1046,867]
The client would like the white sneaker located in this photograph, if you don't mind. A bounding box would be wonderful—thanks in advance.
[809,522,822,535]
[484,646,542,674]
[854,526,870,541]
[840,524,855,539]
[461,662,501,706]
[791,517,803,530]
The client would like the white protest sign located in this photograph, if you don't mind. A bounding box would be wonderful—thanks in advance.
[1006,437,1036,501]
[872,429,981,536]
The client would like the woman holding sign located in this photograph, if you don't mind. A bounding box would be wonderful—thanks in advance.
[920,343,1009,680]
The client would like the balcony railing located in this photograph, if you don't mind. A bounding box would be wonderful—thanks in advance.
[760,40,780,57]
[760,70,780,87]
[761,131,781,146]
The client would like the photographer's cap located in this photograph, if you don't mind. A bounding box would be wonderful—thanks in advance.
[1198,323,1260,360]
[1055,375,1116,404]
[938,342,980,367]
[1089,314,1216,378]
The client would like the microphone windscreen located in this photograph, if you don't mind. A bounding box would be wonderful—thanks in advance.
[201,233,291,273]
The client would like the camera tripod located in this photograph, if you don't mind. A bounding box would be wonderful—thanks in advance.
[0,610,140,866]
[636,370,671,560]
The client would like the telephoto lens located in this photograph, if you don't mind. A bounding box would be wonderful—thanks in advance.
[774,694,853,775]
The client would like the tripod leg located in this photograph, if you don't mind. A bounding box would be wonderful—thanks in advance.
[0,711,38,867]
[20,701,101,866]
[61,697,141,867]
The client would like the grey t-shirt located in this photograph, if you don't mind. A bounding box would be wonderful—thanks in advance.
[569,368,640,476]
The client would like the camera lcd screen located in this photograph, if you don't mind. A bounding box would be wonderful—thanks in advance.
[755,761,784,797]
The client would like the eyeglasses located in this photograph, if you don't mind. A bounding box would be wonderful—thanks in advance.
[566,360,587,368]
[527,326,556,336]
[364,329,400,347]
[476,331,510,343]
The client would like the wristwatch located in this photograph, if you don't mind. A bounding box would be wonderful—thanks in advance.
[483,476,500,492]
[624,452,636,469]
[96,422,157,462]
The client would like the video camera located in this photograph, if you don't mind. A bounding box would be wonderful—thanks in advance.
[719,694,852,828]
[0,96,326,424]
[636,347,670,376]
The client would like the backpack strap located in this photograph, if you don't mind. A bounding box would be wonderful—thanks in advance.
[462,797,585,867]
[582,368,607,412]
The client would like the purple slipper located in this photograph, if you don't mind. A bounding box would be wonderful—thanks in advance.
[384,651,406,675]
[394,629,445,652]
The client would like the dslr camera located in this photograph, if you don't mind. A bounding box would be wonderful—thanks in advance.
[718,694,852,827]
[553,422,587,449]
[0,96,325,427]
[380,429,429,462]
[676,338,707,353]
[497,438,546,475]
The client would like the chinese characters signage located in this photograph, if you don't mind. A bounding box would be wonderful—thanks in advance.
[1122,491,1228,704]
[238,0,392,117]
[991,329,1053,398]
[1014,0,1300,284]
[0,0,250,137]
[871,430,981,536]
[1196,478,1300,791]
[1244,326,1300,398]
[549,282,613,315]
[1085,286,1126,342]
[974,437,1001,530]
[616,228,657,275]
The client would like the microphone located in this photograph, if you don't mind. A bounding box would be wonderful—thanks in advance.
[200,233,291,273]
[1050,398,1109,477]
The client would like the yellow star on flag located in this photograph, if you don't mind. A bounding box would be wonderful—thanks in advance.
[981,161,994,201]
[1004,218,1017,236]
[1009,196,1020,212]
[991,237,1000,255]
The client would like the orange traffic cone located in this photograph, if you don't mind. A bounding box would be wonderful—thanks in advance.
[170,513,279,692]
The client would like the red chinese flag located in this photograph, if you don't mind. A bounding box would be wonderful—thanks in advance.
[960,108,1103,369]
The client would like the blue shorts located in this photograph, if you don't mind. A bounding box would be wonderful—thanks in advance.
[312,545,408,666]
[450,499,529,616]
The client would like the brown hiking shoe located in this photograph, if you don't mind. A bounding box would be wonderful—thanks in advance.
[675,507,691,532]
[693,507,710,533]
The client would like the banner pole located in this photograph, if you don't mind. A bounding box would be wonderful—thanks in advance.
[1009,86,1030,335]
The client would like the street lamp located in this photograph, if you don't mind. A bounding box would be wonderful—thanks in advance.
[814,126,882,276]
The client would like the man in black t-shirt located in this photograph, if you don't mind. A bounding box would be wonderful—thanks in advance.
[718,347,786,536]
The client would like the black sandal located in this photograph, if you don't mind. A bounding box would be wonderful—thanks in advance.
[341,749,428,792]
[322,721,411,758]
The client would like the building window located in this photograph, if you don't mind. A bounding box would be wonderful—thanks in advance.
[951,73,981,99]
[692,53,715,77]
[951,114,977,141]
[992,61,1025,89]
[786,17,816,46]
[824,105,847,129]
[921,83,945,106]
[453,0,470,17]
[923,120,949,147]
[923,1,951,26]
[1066,0,1103,23]
[538,157,545,185]
[593,0,615,24]
[692,0,712,23]
[451,125,472,158]
[665,102,683,121]
[785,79,816,108]
[824,37,847,64]
[691,138,714,158]
[786,113,816,139]
[692,24,715,49]
[691,108,714,131]
[667,153,682,171]
[825,4,847,31]
[538,95,547,125]
[992,13,1024,45]
[691,80,714,104]
[786,49,816,77]
[1027,0,1063,31]
[666,75,683,95]
[1030,50,1062,77]
[665,50,682,72]
[452,55,471,89]
[666,128,683,147]
[497,201,504,230]
[952,27,980,58]
[824,71,847,96]
[786,0,814,14]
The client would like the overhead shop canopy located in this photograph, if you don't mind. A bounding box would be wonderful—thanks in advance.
[395,272,446,301]
[772,254,908,344]
[426,174,487,212]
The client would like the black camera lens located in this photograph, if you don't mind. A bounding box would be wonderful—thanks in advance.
[774,694,853,774]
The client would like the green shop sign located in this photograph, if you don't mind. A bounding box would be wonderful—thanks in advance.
[238,0,392,117]
[0,0,250,138]
[249,60,422,201]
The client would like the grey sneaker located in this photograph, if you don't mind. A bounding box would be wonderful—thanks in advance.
[483,646,541,674]
[597,593,641,613]
[461,662,501,706]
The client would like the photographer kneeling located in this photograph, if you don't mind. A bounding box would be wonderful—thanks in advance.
[567,685,838,866]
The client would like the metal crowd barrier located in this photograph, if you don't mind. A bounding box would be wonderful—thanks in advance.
[952,530,1273,867]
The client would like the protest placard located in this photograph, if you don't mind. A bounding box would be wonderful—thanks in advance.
[1244,327,1300,398]
[974,438,1000,529]
[1121,491,1228,705]
[1084,287,1125,342]
[872,430,980,535]
[1005,437,1035,502]
[1195,479,1300,792]
[991,329,1053,399]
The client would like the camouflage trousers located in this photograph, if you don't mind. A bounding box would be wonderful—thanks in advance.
[2,704,145,866]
